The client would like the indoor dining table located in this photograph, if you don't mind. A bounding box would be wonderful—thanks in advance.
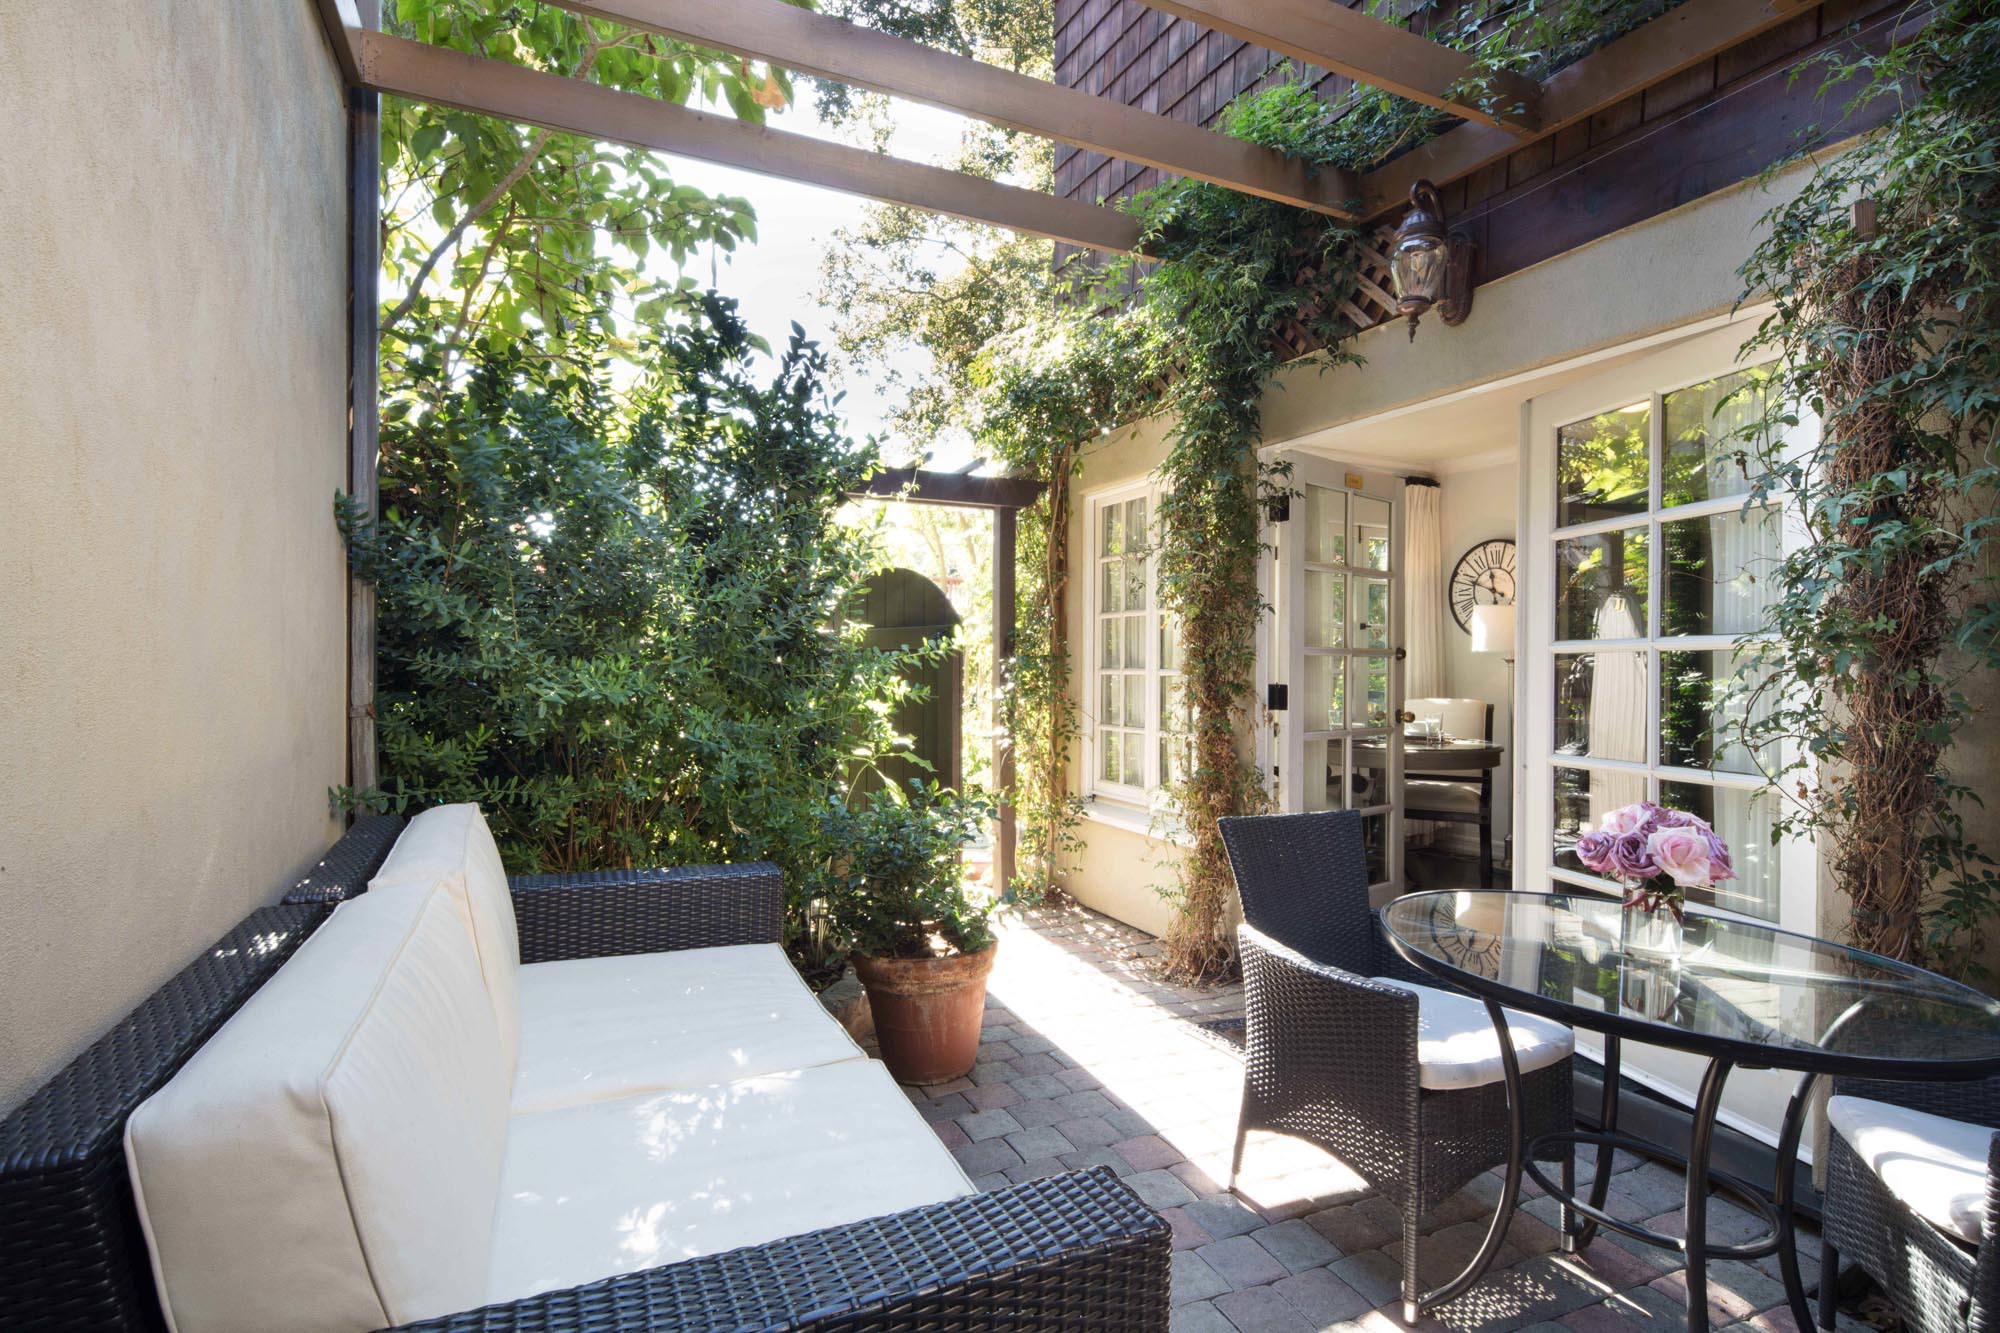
[1378,889,2000,1333]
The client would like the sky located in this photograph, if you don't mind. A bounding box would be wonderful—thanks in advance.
[650,95,985,469]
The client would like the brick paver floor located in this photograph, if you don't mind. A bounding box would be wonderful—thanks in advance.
[841,897,1867,1333]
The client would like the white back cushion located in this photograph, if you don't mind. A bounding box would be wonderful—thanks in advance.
[371,803,521,1059]
[125,880,511,1333]
[1407,696,1489,742]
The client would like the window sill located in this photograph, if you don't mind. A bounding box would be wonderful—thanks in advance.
[1081,797,1192,847]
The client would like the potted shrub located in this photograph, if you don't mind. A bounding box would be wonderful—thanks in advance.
[824,782,997,1085]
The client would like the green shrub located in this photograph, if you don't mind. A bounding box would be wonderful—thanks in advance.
[821,782,996,959]
[339,294,930,973]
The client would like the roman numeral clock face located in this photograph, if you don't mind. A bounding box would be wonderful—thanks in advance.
[1450,538,1517,632]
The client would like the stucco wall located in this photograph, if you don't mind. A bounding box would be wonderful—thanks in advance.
[0,2,351,1114]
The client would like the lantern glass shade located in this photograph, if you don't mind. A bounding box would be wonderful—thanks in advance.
[1392,231,1448,313]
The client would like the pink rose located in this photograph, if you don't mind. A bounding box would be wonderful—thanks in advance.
[1598,805,1650,838]
[1647,826,1715,888]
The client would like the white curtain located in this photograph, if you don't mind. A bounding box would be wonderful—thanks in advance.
[1404,480,1445,700]
[1587,592,1648,819]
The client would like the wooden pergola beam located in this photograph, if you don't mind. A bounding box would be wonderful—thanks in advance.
[349,30,1145,253]
[544,0,1359,218]
[849,467,1046,511]
[1131,0,1542,135]
[1361,0,1828,217]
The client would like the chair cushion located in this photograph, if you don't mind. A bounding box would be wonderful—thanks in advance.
[125,879,512,1332]
[371,803,522,1062]
[1828,1095,1994,1245]
[1403,779,1483,814]
[1369,977,1574,1091]
[485,1059,976,1306]
[1407,697,1488,743]
[511,943,866,1113]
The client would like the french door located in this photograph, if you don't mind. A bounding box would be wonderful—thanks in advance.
[1520,319,1817,1145]
[1270,453,1403,899]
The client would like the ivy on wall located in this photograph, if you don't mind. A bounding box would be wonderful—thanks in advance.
[1735,0,2000,978]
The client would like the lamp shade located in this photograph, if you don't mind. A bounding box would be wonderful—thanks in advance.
[1469,602,1516,656]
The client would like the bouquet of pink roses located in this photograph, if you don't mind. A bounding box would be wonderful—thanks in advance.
[1573,801,1734,921]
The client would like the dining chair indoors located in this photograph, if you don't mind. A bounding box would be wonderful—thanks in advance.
[1218,809,1577,1320]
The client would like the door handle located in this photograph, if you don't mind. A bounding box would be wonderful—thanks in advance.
[1393,646,1407,662]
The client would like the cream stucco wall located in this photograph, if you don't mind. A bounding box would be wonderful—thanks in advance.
[0,2,352,1114]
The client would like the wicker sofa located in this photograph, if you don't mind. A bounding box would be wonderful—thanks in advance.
[0,808,1165,1333]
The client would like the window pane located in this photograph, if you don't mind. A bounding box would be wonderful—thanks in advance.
[1558,402,1650,527]
[1658,780,1779,920]
[1303,653,1343,731]
[1101,674,1122,726]
[1553,764,1649,877]
[1101,561,1122,613]
[1305,485,1346,565]
[1660,650,1775,776]
[1160,675,1185,733]
[1353,656,1390,727]
[1123,614,1146,668]
[1662,365,1775,508]
[1101,618,1120,669]
[1123,674,1145,729]
[1306,571,1346,649]
[1100,730,1122,784]
[1102,503,1123,556]
[1553,652,1650,762]
[1123,732,1145,787]
[1352,495,1392,572]
[1556,527,1648,640]
[1662,505,1781,637]
[1355,578,1390,650]
[1159,735,1176,788]
[1361,811,1388,882]
[1160,617,1181,672]
[1303,737,1342,811]
[1126,498,1149,551]
[1126,557,1148,610]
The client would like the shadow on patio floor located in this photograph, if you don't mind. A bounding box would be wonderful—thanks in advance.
[829,898,1852,1333]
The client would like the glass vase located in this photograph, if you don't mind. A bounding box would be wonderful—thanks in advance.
[1619,889,1684,965]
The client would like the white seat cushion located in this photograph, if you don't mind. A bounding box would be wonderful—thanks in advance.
[1403,779,1483,814]
[511,943,866,1113]
[486,1059,975,1305]
[126,879,512,1332]
[370,803,522,1061]
[1829,1095,1995,1244]
[1368,977,1574,1091]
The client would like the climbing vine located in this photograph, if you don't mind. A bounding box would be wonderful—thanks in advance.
[974,0,1758,982]
[1735,0,2000,977]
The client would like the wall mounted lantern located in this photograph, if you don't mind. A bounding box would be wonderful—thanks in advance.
[1389,178,1475,341]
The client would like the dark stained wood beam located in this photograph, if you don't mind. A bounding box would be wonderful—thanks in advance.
[849,467,1046,510]
[1362,0,1829,217]
[545,0,1359,217]
[312,0,364,81]
[1131,0,1542,134]
[349,30,1145,253]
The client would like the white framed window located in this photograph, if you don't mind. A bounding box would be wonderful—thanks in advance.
[1085,483,1187,806]
[1524,324,1814,929]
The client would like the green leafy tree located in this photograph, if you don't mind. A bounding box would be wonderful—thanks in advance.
[378,0,774,382]
[342,295,928,975]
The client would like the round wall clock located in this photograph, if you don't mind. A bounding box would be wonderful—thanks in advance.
[1449,538,1516,632]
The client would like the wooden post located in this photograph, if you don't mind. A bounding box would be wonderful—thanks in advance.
[347,0,381,796]
[993,508,1018,897]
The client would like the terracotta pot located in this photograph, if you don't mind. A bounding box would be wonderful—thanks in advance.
[851,942,997,1086]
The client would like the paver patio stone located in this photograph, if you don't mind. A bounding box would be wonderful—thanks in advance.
[950,1137,1022,1175]
[1129,1168,1200,1209]
[1116,1133,1185,1171]
[967,1060,1017,1085]
[1004,1155,1070,1184]
[1214,1283,1317,1332]
[964,1081,1023,1111]
[1186,1191,1266,1240]
[929,1119,970,1150]
[916,1092,970,1121]
[1161,1205,1216,1250]
[1010,1072,1072,1100]
[1172,1300,1238,1333]
[1330,1249,1401,1306]
[1309,1204,1395,1254]
[1106,1107,1156,1137]
[1005,1124,1075,1161]
[1253,1218,1343,1273]
[1173,1249,1232,1304]
[957,1107,1022,1141]
[1273,1265,1374,1324]
[1057,1066,1102,1091]
[1011,1096,1067,1127]
[1057,1144,1136,1177]
[1200,1234,1291,1289]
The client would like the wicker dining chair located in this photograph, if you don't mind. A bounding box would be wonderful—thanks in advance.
[1218,809,1575,1319]
[1818,1075,2000,1333]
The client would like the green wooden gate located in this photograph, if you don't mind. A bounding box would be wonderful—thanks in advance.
[856,566,963,797]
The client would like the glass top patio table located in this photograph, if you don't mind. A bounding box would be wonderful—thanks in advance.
[1380,889,2000,1080]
